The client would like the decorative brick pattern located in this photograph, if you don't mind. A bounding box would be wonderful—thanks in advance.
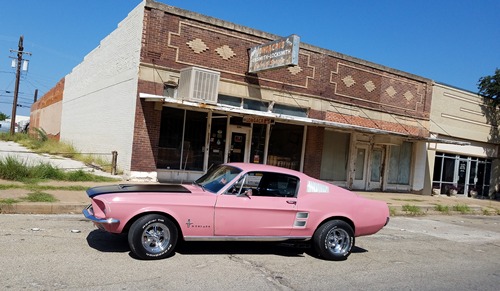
[187,38,209,54]
[215,45,235,60]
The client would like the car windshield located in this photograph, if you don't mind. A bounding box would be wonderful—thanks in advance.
[194,165,242,193]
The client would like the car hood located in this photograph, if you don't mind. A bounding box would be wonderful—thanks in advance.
[86,184,192,198]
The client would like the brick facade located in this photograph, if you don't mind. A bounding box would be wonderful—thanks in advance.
[140,5,432,123]
[131,80,163,172]
[303,126,325,178]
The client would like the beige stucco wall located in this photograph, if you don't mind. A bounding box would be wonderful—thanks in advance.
[430,83,499,144]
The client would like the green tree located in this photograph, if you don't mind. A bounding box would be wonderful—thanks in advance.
[0,112,9,121]
[478,68,500,144]
[478,68,500,104]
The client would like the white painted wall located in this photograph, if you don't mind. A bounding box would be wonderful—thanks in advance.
[61,1,145,174]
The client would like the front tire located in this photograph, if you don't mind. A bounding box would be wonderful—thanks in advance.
[313,220,354,261]
[128,214,178,260]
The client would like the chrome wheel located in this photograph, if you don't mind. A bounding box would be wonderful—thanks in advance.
[128,214,178,260]
[313,220,354,260]
[142,222,171,254]
[325,227,351,255]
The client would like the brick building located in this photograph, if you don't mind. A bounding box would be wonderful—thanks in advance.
[30,0,498,195]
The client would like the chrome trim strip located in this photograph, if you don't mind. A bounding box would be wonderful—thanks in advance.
[82,205,120,224]
[184,236,311,242]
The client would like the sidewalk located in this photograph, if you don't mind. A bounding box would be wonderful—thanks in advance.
[0,141,499,216]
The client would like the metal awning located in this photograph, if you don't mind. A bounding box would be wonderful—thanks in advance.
[139,93,470,146]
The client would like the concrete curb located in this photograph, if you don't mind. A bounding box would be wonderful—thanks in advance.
[0,203,87,215]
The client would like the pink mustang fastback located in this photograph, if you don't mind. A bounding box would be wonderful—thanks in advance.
[83,163,389,260]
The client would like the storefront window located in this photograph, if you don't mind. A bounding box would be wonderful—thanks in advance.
[267,123,303,170]
[157,107,207,171]
[387,142,412,184]
[432,152,492,197]
[320,131,350,181]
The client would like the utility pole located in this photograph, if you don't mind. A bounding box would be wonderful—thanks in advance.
[9,35,31,135]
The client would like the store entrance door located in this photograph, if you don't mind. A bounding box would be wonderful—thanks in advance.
[228,126,251,163]
[352,145,369,190]
[368,147,385,190]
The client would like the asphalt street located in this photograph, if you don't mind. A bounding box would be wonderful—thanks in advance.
[0,214,498,290]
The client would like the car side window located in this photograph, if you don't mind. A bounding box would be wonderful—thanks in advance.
[256,172,299,198]
[225,172,262,196]
[225,172,299,197]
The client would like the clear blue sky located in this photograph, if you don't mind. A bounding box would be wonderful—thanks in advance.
[1,0,498,118]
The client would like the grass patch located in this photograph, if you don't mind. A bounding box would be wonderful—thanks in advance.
[452,204,472,214]
[434,204,450,214]
[25,185,89,192]
[389,206,397,216]
[0,198,19,204]
[402,204,424,216]
[0,184,21,190]
[21,191,58,203]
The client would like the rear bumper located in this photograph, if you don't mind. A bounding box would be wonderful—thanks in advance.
[82,204,120,224]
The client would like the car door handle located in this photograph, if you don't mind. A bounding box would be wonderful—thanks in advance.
[286,200,296,205]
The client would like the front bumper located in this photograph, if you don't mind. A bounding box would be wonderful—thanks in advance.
[82,204,120,224]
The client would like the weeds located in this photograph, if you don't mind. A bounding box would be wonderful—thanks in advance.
[434,204,450,214]
[0,133,115,172]
[0,198,19,205]
[0,156,115,183]
[402,204,424,216]
[21,191,57,203]
[389,206,397,216]
[452,204,472,214]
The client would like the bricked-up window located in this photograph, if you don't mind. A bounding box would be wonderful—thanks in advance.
[387,141,412,185]
[267,123,303,170]
[157,107,207,171]
[320,131,350,181]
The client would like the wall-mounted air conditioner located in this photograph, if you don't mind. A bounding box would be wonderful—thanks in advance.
[178,67,220,104]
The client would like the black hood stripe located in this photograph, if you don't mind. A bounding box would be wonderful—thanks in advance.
[87,184,191,198]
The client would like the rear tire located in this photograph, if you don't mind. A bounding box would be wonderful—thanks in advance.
[313,220,354,260]
[128,214,178,260]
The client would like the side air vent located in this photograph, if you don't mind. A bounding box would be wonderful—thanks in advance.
[178,67,220,104]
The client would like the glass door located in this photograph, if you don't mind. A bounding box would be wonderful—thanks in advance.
[227,126,251,163]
